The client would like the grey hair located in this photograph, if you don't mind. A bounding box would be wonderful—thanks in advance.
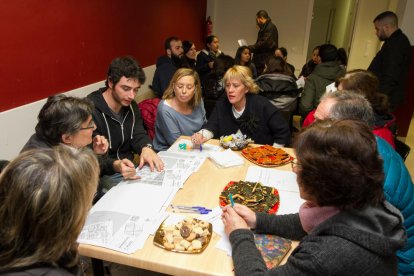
[321,90,375,126]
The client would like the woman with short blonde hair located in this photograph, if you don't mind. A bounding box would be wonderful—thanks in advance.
[192,65,290,146]
[0,146,99,274]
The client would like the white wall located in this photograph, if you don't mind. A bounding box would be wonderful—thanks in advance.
[0,65,155,161]
[206,0,314,76]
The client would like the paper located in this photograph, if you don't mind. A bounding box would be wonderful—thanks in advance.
[326,82,337,93]
[238,39,248,46]
[168,139,221,157]
[208,149,244,168]
[245,166,304,215]
[296,76,305,89]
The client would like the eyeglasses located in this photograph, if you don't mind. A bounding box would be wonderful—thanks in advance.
[80,121,95,130]
[291,158,301,169]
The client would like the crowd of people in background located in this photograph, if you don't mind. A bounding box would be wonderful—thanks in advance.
[0,9,413,276]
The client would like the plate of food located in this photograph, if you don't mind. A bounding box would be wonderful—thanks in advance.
[241,145,292,167]
[153,217,212,254]
[220,132,254,150]
[219,181,280,214]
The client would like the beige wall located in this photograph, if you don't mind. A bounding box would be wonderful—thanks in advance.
[206,0,314,75]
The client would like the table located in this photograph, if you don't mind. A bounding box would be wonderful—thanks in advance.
[79,137,299,275]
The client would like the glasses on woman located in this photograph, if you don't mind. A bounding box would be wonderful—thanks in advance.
[291,158,301,169]
[80,121,95,130]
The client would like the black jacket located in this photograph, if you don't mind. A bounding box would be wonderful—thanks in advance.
[368,29,412,110]
[151,56,178,97]
[204,93,291,146]
[87,89,152,170]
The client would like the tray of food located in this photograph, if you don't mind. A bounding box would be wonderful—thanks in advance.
[153,217,212,253]
[219,181,280,214]
[241,145,292,167]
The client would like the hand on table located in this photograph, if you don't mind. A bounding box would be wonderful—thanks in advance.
[221,204,253,236]
[92,135,109,155]
[115,159,139,180]
[139,147,164,172]
[191,133,209,146]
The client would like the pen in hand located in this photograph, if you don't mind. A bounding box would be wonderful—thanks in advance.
[229,193,235,207]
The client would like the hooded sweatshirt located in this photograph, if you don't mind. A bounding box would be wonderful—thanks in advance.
[87,88,152,174]
[299,61,346,117]
[229,201,406,275]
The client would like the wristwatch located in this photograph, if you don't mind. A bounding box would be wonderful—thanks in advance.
[145,144,153,149]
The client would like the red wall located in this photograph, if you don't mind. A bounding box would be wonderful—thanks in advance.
[0,1,206,111]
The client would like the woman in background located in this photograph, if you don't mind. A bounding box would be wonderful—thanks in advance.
[154,68,206,151]
[196,35,222,85]
[256,55,299,124]
[299,45,320,78]
[275,47,296,79]
[202,54,235,118]
[182,40,197,69]
[0,146,99,275]
[222,119,406,275]
[192,65,290,146]
[234,46,257,78]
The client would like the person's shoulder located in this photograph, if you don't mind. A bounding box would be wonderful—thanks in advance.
[87,87,105,100]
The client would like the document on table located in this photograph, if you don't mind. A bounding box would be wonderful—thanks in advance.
[168,138,221,157]
[245,166,305,215]
[122,150,206,189]
[78,184,173,254]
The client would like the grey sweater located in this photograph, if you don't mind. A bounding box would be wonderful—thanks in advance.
[229,201,406,275]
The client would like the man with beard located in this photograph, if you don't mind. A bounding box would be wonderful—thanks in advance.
[152,36,186,97]
[368,11,411,111]
[249,10,278,75]
[88,56,164,189]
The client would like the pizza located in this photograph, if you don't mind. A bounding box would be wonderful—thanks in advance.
[220,181,280,214]
[241,145,292,167]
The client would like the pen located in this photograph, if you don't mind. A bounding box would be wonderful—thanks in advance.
[200,144,202,152]
[170,205,212,212]
[171,209,211,214]
[229,193,235,207]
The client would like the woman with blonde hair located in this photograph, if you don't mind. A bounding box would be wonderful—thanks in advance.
[153,68,206,151]
[0,146,99,275]
[192,65,290,146]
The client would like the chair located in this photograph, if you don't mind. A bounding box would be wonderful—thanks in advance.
[395,139,411,161]
[137,98,161,140]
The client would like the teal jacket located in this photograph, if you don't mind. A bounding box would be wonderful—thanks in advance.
[377,136,414,275]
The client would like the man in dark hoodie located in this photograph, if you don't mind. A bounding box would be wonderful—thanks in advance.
[151,36,185,97]
[88,56,164,187]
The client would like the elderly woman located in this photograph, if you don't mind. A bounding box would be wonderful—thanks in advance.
[154,68,206,151]
[222,119,406,275]
[21,94,138,184]
[192,65,290,146]
[0,146,99,274]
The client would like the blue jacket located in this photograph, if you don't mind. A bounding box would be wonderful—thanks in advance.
[376,136,414,275]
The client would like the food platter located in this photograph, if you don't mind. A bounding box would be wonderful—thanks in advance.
[153,217,212,254]
[220,133,253,151]
[219,181,280,214]
[241,145,293,167]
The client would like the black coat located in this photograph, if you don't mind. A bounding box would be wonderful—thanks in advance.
[203,93,291,146]
[368,29,412,110]
[251,19,278,75]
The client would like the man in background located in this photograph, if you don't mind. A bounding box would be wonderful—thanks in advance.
[250,10,278,75]
[152,36,186,97]
[368,11,411,111]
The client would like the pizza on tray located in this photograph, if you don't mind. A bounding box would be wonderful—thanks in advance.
[220,181,280,214]
[242,145,292,167]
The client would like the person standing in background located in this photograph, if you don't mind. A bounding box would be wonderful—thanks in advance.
[250,10,278,76]
[368,11,411,112]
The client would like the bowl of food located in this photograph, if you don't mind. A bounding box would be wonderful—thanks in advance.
[220,133,253,150]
